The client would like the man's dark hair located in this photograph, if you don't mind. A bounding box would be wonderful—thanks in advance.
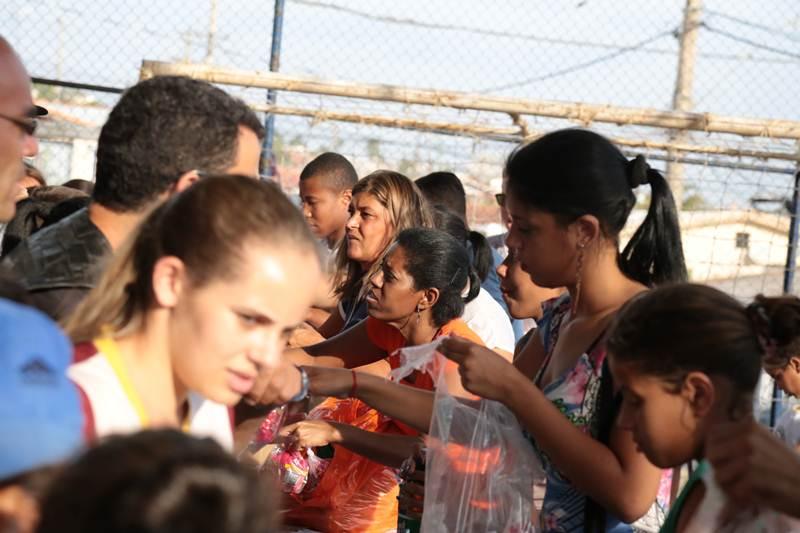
[415,171,466,221]
[92,76,265,212]
[299,152,358,192]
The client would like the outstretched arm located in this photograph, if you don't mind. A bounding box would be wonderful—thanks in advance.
[305,367,437,433]
[285,319,387,369]
[279,419,423,468]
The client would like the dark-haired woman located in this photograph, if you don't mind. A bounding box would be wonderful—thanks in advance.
[436,129,687,532]
[277,228,493,533]
[283,227,487,451]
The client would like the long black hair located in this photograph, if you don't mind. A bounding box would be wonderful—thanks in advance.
[394,228,480,328]
[506,129,687,286]
[432,207,493,282]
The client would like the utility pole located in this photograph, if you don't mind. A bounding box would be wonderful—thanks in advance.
[181,31,193,63]
[667,0,703,207]
[205,0,218,64]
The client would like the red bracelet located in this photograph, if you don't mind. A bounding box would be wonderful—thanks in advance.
[350,369,358,398]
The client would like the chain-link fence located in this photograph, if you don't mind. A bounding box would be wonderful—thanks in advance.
[4,0,800,421]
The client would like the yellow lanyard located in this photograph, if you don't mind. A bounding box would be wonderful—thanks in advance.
[94,334,191,431]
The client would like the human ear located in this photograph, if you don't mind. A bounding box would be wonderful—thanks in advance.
[173,170,201,194]
[151,256,187,308]
[681,371,716,419]
[571,214,601,247]
[340,189,352,206]
[418,287,440,311]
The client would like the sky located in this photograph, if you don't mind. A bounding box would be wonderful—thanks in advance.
[2,0,799,201]
[5,0,798,117]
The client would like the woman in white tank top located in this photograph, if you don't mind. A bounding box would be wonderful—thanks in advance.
[65,176,322,449]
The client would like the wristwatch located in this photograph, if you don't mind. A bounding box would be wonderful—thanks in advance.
[288,365,309,403]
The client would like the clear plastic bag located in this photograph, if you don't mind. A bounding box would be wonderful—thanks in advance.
[393,339,542,533]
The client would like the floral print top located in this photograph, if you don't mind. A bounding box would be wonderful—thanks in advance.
[529,294,671,532]
[529,294,630,533]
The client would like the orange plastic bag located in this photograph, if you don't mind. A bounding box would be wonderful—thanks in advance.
[284,397,401,533]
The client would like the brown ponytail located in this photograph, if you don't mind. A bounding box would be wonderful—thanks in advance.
[64,176,319,343]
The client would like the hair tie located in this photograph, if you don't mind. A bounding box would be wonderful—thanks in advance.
[626,155,650,189]
[460,274,471,298]
[746,302,779,360]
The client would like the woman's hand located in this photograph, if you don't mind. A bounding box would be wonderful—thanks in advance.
[304,366,356,398]
[288,325,325,348]
[246,361,303,406]
[438,336,522,402]
[706,419,800,519]
[279,420,343,448]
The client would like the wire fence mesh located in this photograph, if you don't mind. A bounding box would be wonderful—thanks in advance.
[3,0,799,420]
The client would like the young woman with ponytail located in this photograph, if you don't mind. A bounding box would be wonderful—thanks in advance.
[65,176,322,448]
[434,129,688,532]
[606,284,800,530]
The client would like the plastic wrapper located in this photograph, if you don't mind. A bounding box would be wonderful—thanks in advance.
[265,446,310,494]
[389,337,445,383]
[249,405,331,496]
[302,448,330,495]
[684,463,800,533]
[249,405,288,453]
[393,339,542,533]
[283,397,402,533]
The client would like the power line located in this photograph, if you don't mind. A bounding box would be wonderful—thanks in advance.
[702,23,800,60]
[56,6,252,61]
[706,9,800,43]
[482,29,677,93]
[289,0,796,66]
[291,0,645,49]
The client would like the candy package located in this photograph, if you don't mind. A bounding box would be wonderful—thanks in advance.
[264,446,310,495]
[250,404,332,496]
[248,404,288,453]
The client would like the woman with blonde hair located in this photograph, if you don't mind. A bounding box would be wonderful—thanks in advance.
[66,176,322,449]
[315,170,432,337]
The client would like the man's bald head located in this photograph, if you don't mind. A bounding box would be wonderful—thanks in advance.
[0,36,39,223]
[0,37,30,97]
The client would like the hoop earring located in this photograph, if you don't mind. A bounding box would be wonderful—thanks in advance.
[572,243,585,316]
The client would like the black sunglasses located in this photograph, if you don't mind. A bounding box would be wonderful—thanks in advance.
[0,112,38,136]
[494,193,506,207]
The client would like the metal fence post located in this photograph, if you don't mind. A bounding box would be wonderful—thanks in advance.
[771,169,800,426]
[260,0,286,181]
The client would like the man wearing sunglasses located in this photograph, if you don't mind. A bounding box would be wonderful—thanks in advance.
[0,37,44,224]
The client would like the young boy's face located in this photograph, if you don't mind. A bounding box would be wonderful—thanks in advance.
[299,176,351,246]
